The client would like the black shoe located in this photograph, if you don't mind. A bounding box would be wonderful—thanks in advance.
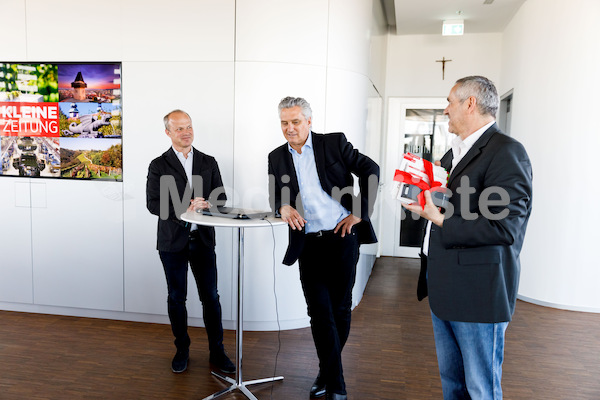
[171,349,189,373]
[310,373,326,398]
[209,351,236,374]
[326,392,347,400]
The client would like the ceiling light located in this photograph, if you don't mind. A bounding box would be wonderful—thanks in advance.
[442,19,464,36]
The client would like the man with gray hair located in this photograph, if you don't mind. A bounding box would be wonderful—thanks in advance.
[268,97,379,400]
[146,109,234,375]
[404,76,533,399]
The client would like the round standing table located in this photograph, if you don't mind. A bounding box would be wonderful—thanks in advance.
[180,211,286,400]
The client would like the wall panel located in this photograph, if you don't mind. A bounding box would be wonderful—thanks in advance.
[327,0,372,77]
[122,61,235,321]
[235,0,328,66]
[121,0,235,62]
[0,179,33,304]
[31,180,124,311]
[25,0,124,61]
[2,0,27,60]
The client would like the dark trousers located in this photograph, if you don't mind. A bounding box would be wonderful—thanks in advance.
[159,235,224,354]
[298,230,359,395]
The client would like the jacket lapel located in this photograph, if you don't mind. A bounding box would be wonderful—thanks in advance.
[311,132,328,190]
[165,148,187,182]
[191,148,203,176]
[447,124,498,188]
[287,150,300,194]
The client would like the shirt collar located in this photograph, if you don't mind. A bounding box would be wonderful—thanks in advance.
[288,131,313,154]
[172,146,193,159]
[452,120,495,153]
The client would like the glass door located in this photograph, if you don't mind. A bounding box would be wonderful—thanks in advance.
[381,98,451,258]
[399,109,450,247]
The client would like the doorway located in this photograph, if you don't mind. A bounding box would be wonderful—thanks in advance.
[380,98,451,258]
[499,90,513,136]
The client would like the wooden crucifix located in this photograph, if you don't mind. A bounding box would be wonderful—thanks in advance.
[436,57,452,80]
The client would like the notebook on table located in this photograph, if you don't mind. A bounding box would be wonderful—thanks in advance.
[199,206,272,220]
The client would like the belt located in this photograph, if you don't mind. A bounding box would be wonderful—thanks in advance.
[305,229,336,238]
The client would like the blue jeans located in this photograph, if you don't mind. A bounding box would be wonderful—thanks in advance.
[430,310,508,400]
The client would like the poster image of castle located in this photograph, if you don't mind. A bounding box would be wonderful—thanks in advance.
[60,137,122,181]
[59,102,122,138]
[58,63,121,104]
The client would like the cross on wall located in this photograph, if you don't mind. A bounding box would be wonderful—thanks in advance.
[436,57,452,80]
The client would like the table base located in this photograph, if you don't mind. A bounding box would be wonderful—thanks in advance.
[203,372,284,400]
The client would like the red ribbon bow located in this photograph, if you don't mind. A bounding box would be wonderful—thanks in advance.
[393,158,443,209]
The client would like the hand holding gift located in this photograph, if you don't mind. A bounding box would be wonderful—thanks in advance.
[391,153,449,209]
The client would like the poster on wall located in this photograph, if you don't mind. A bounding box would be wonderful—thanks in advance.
[0,62,122,181]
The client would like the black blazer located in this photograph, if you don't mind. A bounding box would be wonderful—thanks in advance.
[268,132,380,265]
[146,147,226,252]
[419,123,533,323]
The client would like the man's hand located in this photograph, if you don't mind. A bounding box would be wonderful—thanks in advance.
[334,214,362,237]
[402,190,444,227]
[280,205,307,230]
[187,197,211,212]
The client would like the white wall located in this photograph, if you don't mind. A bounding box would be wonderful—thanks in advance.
[385,33,502,98]
[501,0,600,312]
[0,0,387,329]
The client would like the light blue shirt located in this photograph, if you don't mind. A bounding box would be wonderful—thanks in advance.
[289,133,349,233]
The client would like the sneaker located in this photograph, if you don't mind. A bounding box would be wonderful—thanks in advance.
[209,351,236,374]
[171,349,189,373]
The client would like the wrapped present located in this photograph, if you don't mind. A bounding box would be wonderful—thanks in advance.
[391,153,449,209]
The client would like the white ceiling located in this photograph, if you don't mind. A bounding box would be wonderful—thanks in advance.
[383,0,527,35]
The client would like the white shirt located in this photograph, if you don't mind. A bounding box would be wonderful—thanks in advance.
[422,121,495,255]
[449,121,495,175]
[173,146,197,231]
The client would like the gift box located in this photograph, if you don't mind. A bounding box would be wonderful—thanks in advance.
[391,153,450,209]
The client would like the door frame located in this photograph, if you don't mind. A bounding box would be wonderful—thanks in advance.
[380,97,448,258]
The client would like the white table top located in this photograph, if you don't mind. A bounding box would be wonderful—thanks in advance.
[180,210,286,228]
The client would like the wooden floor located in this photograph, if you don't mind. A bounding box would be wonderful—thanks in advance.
[1,257,600,399]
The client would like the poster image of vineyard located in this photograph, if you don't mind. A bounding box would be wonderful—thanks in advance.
[58,63,120,104]
[0,63,58,103]
[60,137,122,181]
[58,102,122,138]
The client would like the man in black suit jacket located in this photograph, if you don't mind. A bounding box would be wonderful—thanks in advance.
[268,97,379,400]
[146,109,234,374]
[404,76,532,399]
